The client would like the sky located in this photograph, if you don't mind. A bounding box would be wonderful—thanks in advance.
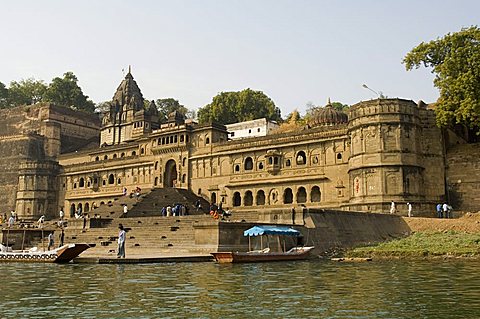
[1,0,479,117]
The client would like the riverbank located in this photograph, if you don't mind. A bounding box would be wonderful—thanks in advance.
[344,212,480,259]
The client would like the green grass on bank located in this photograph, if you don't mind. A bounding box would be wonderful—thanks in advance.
[346,231,480,259]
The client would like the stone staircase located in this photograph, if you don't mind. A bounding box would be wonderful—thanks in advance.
[64,215,216,257]
[91,188,210,219]
[126,188,210,218]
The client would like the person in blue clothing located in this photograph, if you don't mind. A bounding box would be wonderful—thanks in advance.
[436,203,443,218]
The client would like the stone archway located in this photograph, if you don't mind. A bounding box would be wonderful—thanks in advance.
[164,159,178,187]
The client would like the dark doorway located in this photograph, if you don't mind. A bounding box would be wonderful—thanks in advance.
[164,159,178,187]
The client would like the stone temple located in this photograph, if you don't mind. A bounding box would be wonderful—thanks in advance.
[1,71,478,222]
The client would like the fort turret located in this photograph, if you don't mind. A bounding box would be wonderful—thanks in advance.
[346,98,444,214]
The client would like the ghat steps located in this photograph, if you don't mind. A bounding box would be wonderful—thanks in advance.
[91,187,210,219]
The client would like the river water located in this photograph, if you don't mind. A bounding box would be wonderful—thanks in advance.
[1,259,479,319]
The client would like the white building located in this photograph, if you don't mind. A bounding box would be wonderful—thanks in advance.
[226,118,279,140]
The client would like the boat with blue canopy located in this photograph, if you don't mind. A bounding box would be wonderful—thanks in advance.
[211,225,314,263]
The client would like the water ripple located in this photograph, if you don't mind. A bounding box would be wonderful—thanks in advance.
[1,260,480,318]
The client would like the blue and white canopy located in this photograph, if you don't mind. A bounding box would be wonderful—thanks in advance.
[243,225,301,237]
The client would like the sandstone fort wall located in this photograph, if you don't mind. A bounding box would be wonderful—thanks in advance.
[446,143,480,211]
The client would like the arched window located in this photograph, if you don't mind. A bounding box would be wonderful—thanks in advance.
[79,178,85,188]
[108,174,115,185]
[113,154,117,159]
[311,186,321,202]
[268,157,273,165]
[78,203,83,213]
[70,204,75,217]
[84,203,90,212]
[141,148,145,154]
[183,157,186,166]
[104,155,108,160]
[296,151,306,165]
[211,192,217,204]
[283,188,293,204]
[244,157,253,170]
[155,161,158,170]
[180,135,184,143]
[235,165,240,172]
[297,187,307,203]
[121,152,125,157]
[256,190,266,205]
[337,153,343,161]
[286,159,291,167]
[258,162,264,170]
[132,151,137,156]
[233,192,241,207]
[182,174,186,183]
[154,177,158,186]
[95,156,99,161]
[206,137,210,145]
[244,191,253,206]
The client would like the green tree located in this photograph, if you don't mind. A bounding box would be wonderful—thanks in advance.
[198,88,281,125]
[0,82,8,108]
[331,101,349,112]
[8,78,47,106]
[403,26,480,132]
[44,72,95,113]
[155,98,189,122]
[95,101,112,114]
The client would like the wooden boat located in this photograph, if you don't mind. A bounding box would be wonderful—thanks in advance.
[212,246,314,263]
[211,225,314,263]
[0,243,95,263]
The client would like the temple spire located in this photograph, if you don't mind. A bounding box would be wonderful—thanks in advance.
[128,65,131,74]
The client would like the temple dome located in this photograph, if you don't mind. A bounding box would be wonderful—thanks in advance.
[309,100,348,126]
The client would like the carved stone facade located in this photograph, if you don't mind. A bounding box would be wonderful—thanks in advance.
[100,70,158,146]
[0,103,100,219]
[57,72,446,218]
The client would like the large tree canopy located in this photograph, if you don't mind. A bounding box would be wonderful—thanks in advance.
[403,26,480,133]
[44,72,95,113]
[197,88,281,125]
[0,72,95,113]
[155,98,190,122]
[8,78,47,106]
[0,82,8,108]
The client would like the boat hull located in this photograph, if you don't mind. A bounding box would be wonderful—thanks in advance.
[212,247,314,263]
[0,243,94,263]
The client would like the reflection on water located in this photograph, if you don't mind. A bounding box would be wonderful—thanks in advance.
[1,259,479,318]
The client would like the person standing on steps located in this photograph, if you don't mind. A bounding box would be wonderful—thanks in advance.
[47,232,54,251]
[407,202,412,217]
[117,224,126,258]
[59,229,65,247]
[123,204,128,216]
[390,201,396,214]
[291,207,296,225]
[37,215,45,228]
